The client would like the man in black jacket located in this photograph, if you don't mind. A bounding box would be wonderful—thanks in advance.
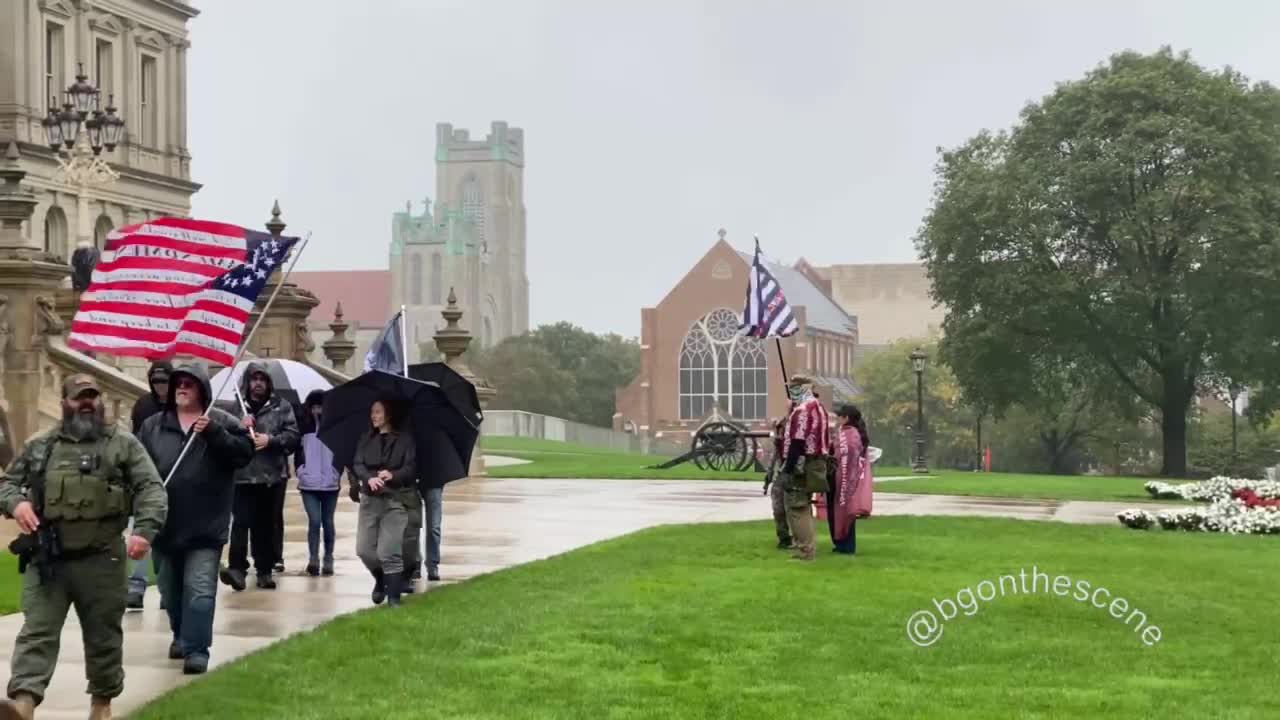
[138,363,254,675]
[220,362,299,591]
[126,360,173,611]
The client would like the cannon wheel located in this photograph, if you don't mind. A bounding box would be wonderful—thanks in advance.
[692,421,751,472]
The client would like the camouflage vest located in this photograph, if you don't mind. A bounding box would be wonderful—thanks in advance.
[32,428,132,551]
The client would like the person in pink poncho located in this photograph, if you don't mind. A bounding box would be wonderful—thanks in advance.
[828,404,872,554]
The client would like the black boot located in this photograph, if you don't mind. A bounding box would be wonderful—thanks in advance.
[387,573,403,607]
[371,570,386,605]
[401,569,416,594]
[305,559,319,577]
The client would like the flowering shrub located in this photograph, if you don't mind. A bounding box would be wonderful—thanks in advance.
[1143,477,1280,502]
[1117,492,1280,535]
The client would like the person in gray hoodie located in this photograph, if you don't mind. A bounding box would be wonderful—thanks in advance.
[295,390,341,576]
[219,362,299,591]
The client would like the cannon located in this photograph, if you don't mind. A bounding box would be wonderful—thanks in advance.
[651,412,771,472]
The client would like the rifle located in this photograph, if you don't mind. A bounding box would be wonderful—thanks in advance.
[6,442,61,584]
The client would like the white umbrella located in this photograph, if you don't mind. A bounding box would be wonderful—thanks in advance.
[209,359,332,408]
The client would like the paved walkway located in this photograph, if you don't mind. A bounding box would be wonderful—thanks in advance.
[0,478,1178,718]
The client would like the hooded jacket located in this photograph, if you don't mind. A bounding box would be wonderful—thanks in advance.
[229,361,300,485]
[295,390,341,492]
[130,360,174,434]
[138,363,255,552]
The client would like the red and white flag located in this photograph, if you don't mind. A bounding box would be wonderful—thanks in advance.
[67,217,298,366]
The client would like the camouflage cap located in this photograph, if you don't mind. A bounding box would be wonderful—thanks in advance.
[62,373,101,399]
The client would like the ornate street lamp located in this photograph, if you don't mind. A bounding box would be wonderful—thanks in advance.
[910,347,928,473]
[37,62,124,258]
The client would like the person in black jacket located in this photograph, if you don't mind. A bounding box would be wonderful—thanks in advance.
[138,363,254,675]
[353,399,417,607]
[126,360,173,611]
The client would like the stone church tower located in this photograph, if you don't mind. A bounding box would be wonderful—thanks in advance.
[390,122,529,356]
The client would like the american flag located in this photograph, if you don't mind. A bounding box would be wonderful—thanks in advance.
[67,217,299,366]
[740,237,799,338]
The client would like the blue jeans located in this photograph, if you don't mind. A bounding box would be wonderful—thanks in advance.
[300,490,338,561]
[155,547,221,660]
[422,486,443,571]
[127,549,151,596]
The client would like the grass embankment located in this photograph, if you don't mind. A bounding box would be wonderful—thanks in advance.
[134,517,1278,719]
[483,436,911,480]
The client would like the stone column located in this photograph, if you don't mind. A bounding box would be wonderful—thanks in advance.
[433,287,496,479]
[321,302,356,372]
[0,142,72,447]
[247,201,319,361]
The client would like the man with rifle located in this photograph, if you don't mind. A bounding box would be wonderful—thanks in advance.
[0,375,168,720]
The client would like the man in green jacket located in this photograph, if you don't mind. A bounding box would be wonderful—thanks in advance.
[0,374,168,720]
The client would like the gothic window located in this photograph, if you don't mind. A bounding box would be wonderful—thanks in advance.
[678,308,768,421]
[462,176,486,246]
[410,253,423,305]
[430,253,442,305]
[94,215,114,249]
[43,206,68,255]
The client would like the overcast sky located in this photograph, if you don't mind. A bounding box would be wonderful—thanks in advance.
[188,0,1280,336]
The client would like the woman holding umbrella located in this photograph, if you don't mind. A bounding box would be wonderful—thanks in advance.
[352,399,417,607]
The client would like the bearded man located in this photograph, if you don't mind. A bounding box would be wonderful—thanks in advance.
[0,374,167,720]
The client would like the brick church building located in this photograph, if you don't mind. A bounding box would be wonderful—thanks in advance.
[614,231,859,442]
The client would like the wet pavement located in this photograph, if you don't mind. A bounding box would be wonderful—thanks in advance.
[0,478,1178,718]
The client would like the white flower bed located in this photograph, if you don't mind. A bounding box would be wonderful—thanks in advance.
[1143,477,1280,502]
[1117,492,1280,535]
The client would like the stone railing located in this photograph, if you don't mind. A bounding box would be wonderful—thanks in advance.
[43,336,149,432]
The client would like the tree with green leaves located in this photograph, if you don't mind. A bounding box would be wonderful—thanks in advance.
[917,48,1280,477]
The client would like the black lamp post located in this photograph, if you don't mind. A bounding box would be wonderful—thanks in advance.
[40,63,125,157]
[1228,383,1241,466]
[910,347,928,473]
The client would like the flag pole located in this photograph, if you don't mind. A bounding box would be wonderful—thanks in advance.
[399,304,409,375]
[160,231,312,486]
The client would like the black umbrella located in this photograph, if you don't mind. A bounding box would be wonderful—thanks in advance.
[318,370,480,488]
[407,362,484,427]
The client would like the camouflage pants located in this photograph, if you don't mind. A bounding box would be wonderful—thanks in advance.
[783,459,827,558]
[8,542,127,704]
[769,479,792,543]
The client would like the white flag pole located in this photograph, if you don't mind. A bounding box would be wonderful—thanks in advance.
[160,231,312,487]
[399,305,409,375]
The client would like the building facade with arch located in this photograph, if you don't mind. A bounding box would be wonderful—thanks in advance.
[614,232,859,441]
[1,0,201,260]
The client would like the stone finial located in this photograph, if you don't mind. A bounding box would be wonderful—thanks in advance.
[265,199,285,237]
[0,141,39,238]
[433,287,472,374]
[321,301,356,372]
[717,228,727,240]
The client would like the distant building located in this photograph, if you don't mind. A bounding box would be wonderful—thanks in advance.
[801,262,944,359]
[614,231,859,441]
[291,270,390,368]
[389,122,529,352]
[296,122,529,363]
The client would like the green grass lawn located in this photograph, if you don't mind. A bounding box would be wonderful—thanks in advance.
[483,436,912,480]
[881,471,1181,503]
[134,517,1278,719]
[0,553,18,615]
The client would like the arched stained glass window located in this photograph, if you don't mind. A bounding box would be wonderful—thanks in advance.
[678,308,768,421]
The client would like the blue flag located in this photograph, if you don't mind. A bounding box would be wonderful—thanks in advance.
[364,309,406,375]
